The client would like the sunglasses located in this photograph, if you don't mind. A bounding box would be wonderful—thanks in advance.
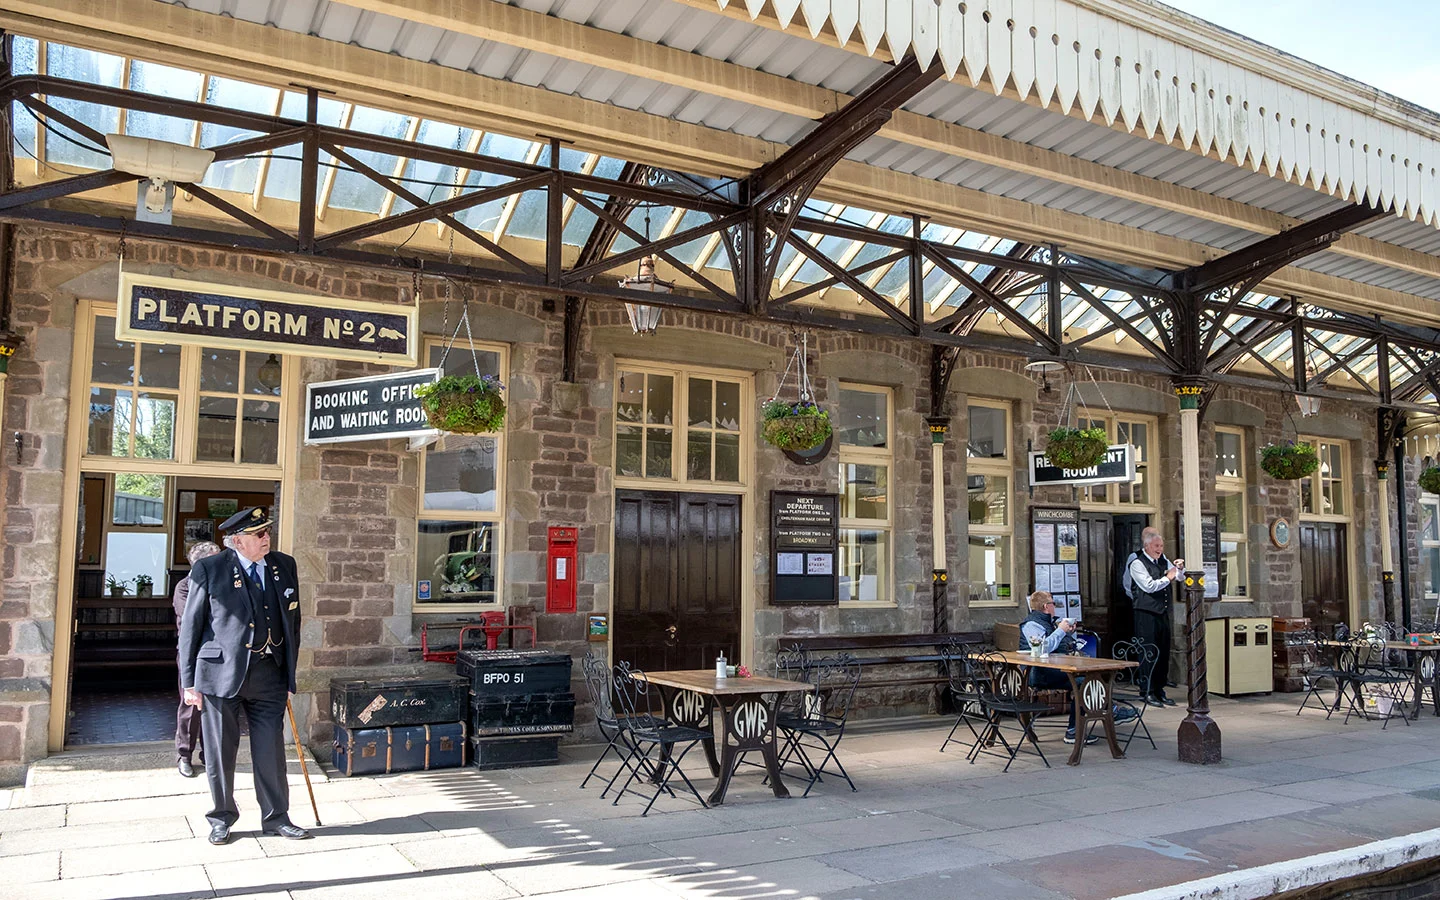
[244,528,272,539]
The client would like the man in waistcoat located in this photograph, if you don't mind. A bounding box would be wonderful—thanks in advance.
[174,540,221,778]
[178,506,310,845]
[1125,527,1182,706]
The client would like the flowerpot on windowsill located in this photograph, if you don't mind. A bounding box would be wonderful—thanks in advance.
[135,585,153,598]
[108,586,126,598]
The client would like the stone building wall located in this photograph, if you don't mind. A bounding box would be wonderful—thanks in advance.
[0,224,1401,779]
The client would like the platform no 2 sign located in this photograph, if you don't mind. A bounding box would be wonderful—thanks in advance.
[305,368,440,444]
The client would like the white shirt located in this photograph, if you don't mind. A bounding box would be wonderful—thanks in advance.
[236,550,266,586]
[1127,551,1172,595]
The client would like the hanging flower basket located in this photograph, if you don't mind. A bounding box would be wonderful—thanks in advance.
[762,399,833,451]
[1044,426,1109,469]
[413,374,506,435]
[1420,466,1440,495]
[1260,441,1319,480]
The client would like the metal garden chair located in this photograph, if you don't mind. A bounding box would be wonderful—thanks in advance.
[774,652,862,796]
[609,663,711,815]
[1110,637,1158,751]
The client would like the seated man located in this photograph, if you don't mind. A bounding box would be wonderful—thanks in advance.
[1018,591,1136,744]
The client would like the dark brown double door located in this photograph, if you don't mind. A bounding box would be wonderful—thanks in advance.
[1300,522,1348,635]
[613,490,742,673]
[1077,513,1148,652]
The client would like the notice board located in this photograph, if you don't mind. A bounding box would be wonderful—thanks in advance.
[1029,506,1083,621]
[771,491,839,605]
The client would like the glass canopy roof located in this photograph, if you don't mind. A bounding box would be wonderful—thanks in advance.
[10,35,1433,406]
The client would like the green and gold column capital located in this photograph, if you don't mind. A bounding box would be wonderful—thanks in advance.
[927,416,950,445]
[1375,461,1390,480]
[1174,381,1206,411]
[0,330,20,376]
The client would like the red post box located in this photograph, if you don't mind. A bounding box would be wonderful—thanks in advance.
[547,526,578,614]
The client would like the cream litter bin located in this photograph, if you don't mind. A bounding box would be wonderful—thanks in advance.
[1204,617,1273,696]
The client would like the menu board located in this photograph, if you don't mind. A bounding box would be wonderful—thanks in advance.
[1030,506,1083,621]
[1175,512,1222,600]
[771,491,839,605]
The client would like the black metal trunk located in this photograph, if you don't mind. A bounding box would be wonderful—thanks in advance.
[470,691,576,736]
[468,735,561,770]
[456,649,573,697]
[330,676,469,728]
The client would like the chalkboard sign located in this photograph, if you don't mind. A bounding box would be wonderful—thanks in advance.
[1175,512,1221,600]
[771,491,839,605]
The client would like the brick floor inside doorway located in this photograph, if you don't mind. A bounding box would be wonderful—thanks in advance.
[65,688,177,746]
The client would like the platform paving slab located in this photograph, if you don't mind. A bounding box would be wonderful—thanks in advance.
[5,694,1440,899]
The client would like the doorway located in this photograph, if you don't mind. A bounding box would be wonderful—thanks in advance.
[1300,522,1349,635]
[613,489,742,672]
[66,472,277,746]
[1077,513,1148,652]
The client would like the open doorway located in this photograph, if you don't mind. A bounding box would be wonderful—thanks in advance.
[1077,513,1148,653]
[66,472,278,747]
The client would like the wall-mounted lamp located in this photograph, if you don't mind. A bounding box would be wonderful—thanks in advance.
[105,134,216,224]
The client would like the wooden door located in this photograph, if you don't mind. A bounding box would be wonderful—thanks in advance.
[1078,513,1112,646]
[1301,522,1348,634]
[1110,515,1148,649]
[613,490,741,672]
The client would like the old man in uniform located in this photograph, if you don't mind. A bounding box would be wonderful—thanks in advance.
[178,505,310,844]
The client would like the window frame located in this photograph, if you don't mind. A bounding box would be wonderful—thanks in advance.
[837,383,894,608]
[1420,492,1440,601]
[1298,436,1350,522]
[1075,412,1160,512]
[1214,426,1249,601]
[611,361,751,491]
[415,336,510,612]
[966,398,1013,609]
[75,304,291,479]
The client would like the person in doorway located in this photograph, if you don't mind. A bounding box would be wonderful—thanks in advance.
[1019,591,1136,744]
[179,506,310,845]
[173,540,222,778]
[1125,527,1182,706]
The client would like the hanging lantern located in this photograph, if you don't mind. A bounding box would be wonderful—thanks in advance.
[619,255,671,336]
[1296,364,1320,417]
[256,353,283,394]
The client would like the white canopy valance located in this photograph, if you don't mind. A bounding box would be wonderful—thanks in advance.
[718,0,1440,228]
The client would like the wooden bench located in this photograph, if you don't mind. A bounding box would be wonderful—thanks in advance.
[774,632,988,690]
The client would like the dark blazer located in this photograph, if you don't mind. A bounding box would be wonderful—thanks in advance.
[179,548,301,697]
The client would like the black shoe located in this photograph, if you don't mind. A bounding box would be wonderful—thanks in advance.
[263,823,311,840]
[177,758,196,778]
[208,824,230,845]
[1159,695,1177,707]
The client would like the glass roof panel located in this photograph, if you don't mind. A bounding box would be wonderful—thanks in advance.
[264,91,346,203]
[44,43,123,170]
[198,77,281,194]
[125,60,203,147]
[611,205,676,255]
[790,234,853,286]
[325,105,413,213]
[391,121,473,216]
[874,260,911,298]
[921,265,958,306]
[11,38,38,162]
[667,210,718,268]
[505,187,552,241]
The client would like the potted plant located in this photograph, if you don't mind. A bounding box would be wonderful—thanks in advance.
[1260,441,1319,480]
[1044,425,1109,469]
[761,399,832,452]
[105,575,130,598]
[133,574,153,598]
[1420,466,1440,495]
[413,374,506,435]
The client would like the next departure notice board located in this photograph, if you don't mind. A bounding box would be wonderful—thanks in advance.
[771,491,839,605]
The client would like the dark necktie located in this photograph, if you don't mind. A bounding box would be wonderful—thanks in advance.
[248,563,262,590]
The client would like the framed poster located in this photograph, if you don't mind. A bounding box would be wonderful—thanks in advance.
[183,518,214,546]
[1029,506,1082,620]
[207,498,238,518]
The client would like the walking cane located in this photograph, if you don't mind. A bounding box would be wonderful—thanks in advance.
[286,697,322,826]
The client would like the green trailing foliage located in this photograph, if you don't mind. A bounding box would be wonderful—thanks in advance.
[1260,441,1319,480]
[413,374,507,435]
[1044,426,1109,469]
[1419,466,1440,495]
[761,399,833,451]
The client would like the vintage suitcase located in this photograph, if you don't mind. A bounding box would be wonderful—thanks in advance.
[470,691,576,737]
[333,722,466,776]
[469,735,561,770]
[331,676,468,728]
[456,649,573,698]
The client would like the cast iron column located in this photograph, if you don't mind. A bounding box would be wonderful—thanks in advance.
[927,417,950,634]
[1377,461,1396,625]
[1176,383,1222,764]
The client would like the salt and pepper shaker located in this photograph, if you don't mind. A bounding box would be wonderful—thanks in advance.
[715,651,727,679]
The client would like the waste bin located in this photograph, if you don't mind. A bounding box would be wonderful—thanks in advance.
[1205,617,1272,696]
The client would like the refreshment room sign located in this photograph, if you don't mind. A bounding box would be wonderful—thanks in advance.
[116,272,417,365]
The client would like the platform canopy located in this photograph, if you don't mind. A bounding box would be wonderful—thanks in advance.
[3,0,1440,411]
